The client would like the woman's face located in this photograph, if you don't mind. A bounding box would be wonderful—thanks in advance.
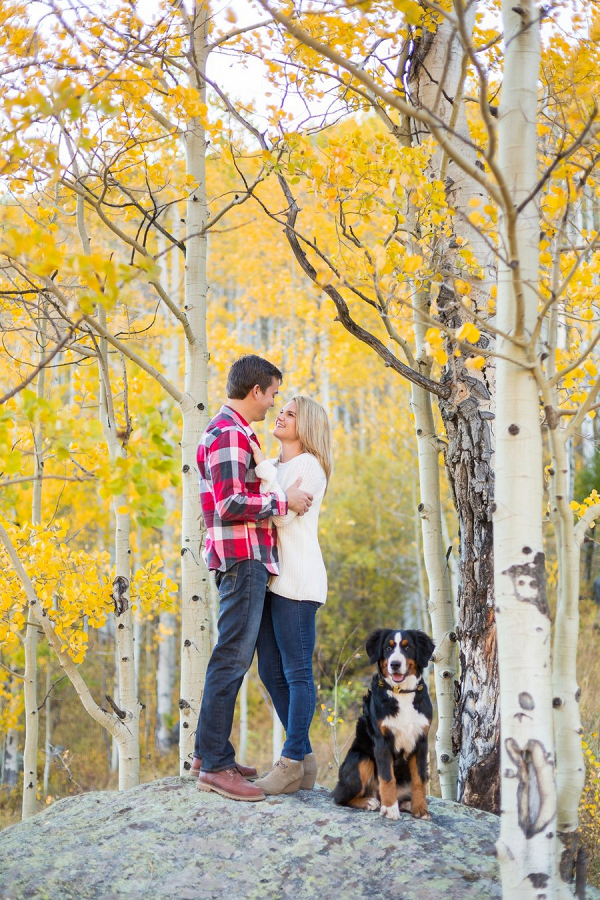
[273,400,298,442]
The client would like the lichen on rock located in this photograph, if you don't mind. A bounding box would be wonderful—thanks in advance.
[0,776,536,899]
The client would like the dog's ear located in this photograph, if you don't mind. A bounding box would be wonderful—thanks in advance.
[413,630,435,669]
[365,629,386,664]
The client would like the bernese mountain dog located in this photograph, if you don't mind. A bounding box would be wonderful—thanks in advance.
[333,628,435,821]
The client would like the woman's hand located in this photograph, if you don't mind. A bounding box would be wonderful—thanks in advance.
[251,441,266,466]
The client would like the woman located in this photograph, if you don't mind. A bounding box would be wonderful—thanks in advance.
[251,395,332,795]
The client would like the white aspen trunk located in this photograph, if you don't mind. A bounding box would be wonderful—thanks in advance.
[133,614,143,697]
[549,426,586,889]
[22,307,47,819]
[542,287,588,890]
[580,415,594,465]
[411,478,428,631]
[494,4,557,896]
[66,151,140,787]
[441,510,459,625]
[319,316,331,415]
[410,374,458,800]
[109,506,140,790]
[409,285,458,799]
[110,650,119,774]
[3,724,19,787]
[97,310,142,790]
[42,663,52,797]
[358,393,366,455]
[178,1,212,774]
[155,217,179,755]
[156,610,176,752]
[22,575,39,817]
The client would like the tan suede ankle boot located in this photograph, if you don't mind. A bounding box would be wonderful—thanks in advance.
[300,753,317,789]
[254,757,304,795]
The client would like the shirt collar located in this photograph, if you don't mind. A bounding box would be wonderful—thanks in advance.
[220,405,257,442]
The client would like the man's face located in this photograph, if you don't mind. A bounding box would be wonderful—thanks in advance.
[253,377,280,421]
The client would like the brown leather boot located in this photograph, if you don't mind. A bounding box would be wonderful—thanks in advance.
[254,757,304,795]
[197,767,265,802]
[300,753,318,789]
[187,757,258,780]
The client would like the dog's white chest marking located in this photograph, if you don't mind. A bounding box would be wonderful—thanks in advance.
[381,693,429,755]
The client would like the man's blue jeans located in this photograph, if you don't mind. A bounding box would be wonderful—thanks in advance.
[195,559,269,772]
[256,591,319,761]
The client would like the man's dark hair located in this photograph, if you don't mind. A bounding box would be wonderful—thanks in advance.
[226,355,282,399]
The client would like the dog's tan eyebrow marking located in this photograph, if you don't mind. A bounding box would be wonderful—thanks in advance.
[388,639,395,647]
[401,639,408,647]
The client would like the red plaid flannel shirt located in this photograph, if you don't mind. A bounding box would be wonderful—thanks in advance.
[197,405,288,573]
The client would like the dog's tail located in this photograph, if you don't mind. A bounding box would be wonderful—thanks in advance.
[332,752,373,806]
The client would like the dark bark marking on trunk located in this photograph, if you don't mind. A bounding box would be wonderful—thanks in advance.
[505,738,556,838]
[112,575,129,617]
[503,552,549,617]
[527,873,549,888]
[461,740,500,812]
[558,830,589,896]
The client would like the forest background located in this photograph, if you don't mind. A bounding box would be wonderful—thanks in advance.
[0,0,599,896]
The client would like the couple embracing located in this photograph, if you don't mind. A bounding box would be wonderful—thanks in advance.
[190,355,332,802]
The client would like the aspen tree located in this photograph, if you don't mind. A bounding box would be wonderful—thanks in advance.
[21,303,46,819]
[493,0,557,894]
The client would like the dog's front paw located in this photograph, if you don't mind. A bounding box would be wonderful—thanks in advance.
[380,803,400,821]
[365,797,380,811]
[411,804,430,820]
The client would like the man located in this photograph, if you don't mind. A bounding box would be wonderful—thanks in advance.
[192,355,313,802]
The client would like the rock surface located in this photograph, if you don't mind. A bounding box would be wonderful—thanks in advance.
[0,778,590,900]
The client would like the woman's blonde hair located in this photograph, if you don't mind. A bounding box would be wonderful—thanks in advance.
[293,395,333,485]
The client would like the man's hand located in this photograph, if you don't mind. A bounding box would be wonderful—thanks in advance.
[286,477,313,516]
[251,440,266,466]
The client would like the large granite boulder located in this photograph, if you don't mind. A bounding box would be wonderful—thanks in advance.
[0,777,588,899]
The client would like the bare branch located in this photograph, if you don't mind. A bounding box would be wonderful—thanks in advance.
[0,320,82,406]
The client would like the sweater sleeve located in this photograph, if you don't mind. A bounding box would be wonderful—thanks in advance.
[254,459,287,505]
[272,455,326,527]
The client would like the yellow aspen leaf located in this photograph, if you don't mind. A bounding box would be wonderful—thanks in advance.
[584,360,598,377]
[456,322,480,343]
[429,346,448,366]
[465,356,485,370]
[455,279,472,296]
[403,254,423,274]
[371,245,387,270]
[425,327,443,345]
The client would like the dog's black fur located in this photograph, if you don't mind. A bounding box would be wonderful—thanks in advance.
[333,628,435,820]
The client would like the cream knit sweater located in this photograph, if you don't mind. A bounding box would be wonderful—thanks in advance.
[255,453,327,604]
